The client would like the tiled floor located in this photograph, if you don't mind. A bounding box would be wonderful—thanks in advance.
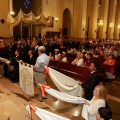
[0,74,120,120]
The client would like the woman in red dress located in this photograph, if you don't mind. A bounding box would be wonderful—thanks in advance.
[104,54,116,79]
[84,53,93,68]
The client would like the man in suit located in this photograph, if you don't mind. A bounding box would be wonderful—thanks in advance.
[8,39,17,63]
[28,49,35,65]
[22,39,30,63]
[0,42,10,76]
[78,61,99,100]
[7,49,22,83]
[31,40,39,65]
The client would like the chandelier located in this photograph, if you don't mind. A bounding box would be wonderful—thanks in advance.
[98,17,103,26]
[109,23,114,28]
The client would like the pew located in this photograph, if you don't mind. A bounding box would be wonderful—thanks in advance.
[49,60,91,82]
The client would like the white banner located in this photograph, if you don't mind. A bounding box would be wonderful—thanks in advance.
[45,88,87,104]
[26,105,70,120]
[19,62,34,96]
[49,67,83,97]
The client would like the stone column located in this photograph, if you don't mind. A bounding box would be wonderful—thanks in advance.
[72,0,87,38]
[98,0,109,39]
[107,0,117,39]
[79,0,87,38]
[88,0,99,39]
[114,0,120,40]
[9,0,14,37]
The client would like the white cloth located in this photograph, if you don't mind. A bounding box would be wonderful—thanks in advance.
[49,67,83,97]
[45,88,87,104]
[82,97,106,120]
[26,105,70,120]
[19,61,34,96]
[7,9,52,27]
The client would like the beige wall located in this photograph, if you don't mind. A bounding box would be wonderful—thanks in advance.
[1,0,120,39]
[0,0,9,37]
[42,0,73,37]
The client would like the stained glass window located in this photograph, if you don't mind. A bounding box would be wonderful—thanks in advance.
[24,0,30,9]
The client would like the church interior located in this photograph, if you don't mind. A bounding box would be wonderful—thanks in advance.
[0,0,120,120]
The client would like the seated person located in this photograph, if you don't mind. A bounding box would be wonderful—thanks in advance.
[7,49,22,83]
[82,84,107,120]
[71,51,84,67]
[61,51,68,63]
[96,107,112,120]
[104,54,116,79]
[53,49,61,60]
[84,53,93,68]
[97,46,104,56]
[67,46,73,54]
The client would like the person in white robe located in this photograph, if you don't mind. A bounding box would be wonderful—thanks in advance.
[82,84,107,120]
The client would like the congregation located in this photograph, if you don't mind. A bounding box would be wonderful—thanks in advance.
[0,36,116,120]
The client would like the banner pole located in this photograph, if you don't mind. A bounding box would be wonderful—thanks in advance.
[20,21,23,39]
[31,23,32,40]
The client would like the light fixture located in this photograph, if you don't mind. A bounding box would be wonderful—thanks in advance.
[98,17,103,26]
[10,11,15,15]
[109,23,114,28]
[55,17,58,22]
[117,25,120,29]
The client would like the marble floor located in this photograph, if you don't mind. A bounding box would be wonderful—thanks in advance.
[0,74,120,120]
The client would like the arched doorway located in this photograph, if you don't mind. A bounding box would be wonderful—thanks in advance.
[63,8,71,37]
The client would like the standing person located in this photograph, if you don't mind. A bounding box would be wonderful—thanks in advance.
[82,84,107,120]
[31,40,39,65]
[22,39,30,63]
[78,61,99,100]
[8,39,17,62]
[28,49,35,65]
[33,46,50,102]
[7,49,22,83]
[96,107,112,120]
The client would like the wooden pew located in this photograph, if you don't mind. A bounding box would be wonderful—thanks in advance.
[66,53,76,63]
[49,60,91,82]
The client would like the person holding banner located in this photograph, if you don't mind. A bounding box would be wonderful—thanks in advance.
[78,61,99,100]
[33,46,50,102]
[81,84,107,120]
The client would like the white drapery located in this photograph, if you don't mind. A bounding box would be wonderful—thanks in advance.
[7,9,52,27]
[45,88,87,104]
[19,61,34,96]
[26,105,69,120]
[48,67,83,97]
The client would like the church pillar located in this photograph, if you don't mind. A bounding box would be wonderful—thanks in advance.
[98,0,109,39]
[73,0,87,38]
[9,0,14,37]
[88,0,99,39]
[107,0,117,39]
[114,0,120,40]
[79,0,87,38]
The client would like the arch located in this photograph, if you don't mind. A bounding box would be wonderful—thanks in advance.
[62,8,72,37]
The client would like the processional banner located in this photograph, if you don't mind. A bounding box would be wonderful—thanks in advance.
[19,61,34,96]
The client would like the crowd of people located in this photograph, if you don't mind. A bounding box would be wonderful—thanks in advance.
[0,36,115,120]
